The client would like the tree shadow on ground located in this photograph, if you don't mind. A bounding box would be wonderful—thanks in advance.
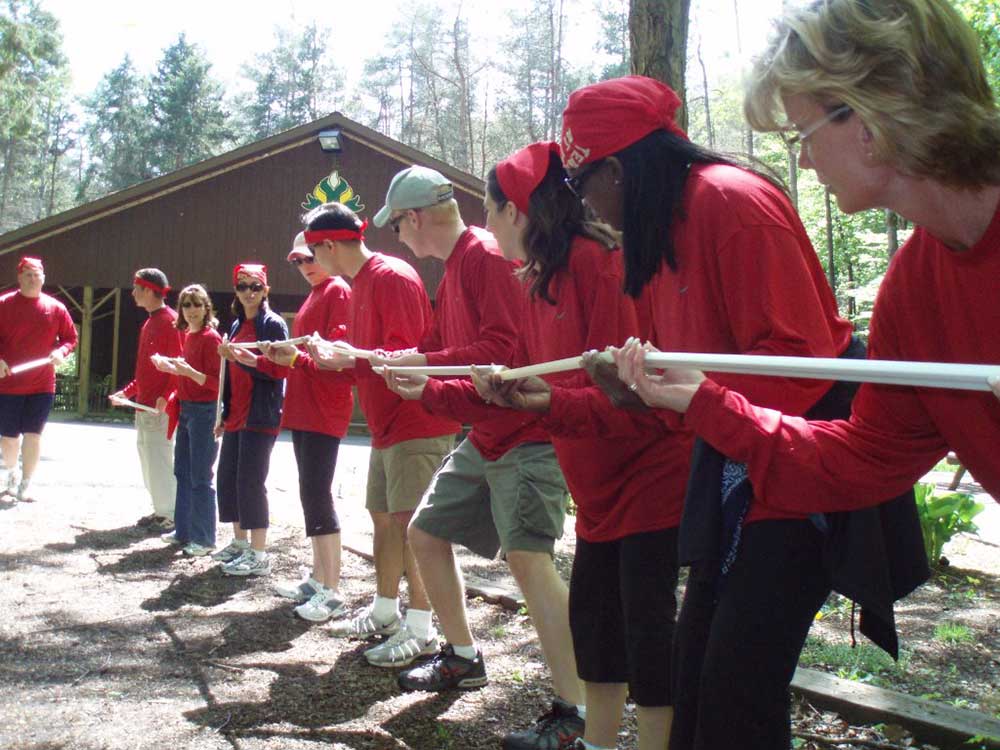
[91,544,179,577]
[183,605,315,661]
[140,566,254,612]
[45,524,149,553]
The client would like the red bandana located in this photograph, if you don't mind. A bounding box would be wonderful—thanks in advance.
[134,276,170,295]
[560,76,689,169]
[303,219,368,246]
[495,142,559,214]
[233,263,268,286]
[17,256,44,274]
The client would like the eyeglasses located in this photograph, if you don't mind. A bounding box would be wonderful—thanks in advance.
[389,214,404,234]
[563,160,604,199]
[234,282,264,293]
[781,104,853,156]
[290,256,315,266]
[180,301,204,308]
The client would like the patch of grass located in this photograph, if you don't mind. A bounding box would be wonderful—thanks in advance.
[490,624,508,638]
[933,621,974,645]
[799,636,908,684]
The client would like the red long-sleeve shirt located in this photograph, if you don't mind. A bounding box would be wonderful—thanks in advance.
[351,253,460,448]
[177,326,222,402]
[280,276,354,438]
[0,291,78,395]
[686,196,1000,509]
[122,306,183,406]
[423,236,687,542]
[415,227,548,459]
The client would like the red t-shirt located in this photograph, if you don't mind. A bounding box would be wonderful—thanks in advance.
[0,291,78,395]
[177,326,222,402]
[416,227,547,460]
[424,236,687,542]
[687,196,1000,510]
[351,253,460,448]
[648,163,852,524]
[122,306,183,406]
[280,276,354,437]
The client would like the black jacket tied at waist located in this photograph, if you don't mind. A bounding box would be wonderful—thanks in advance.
[678,336,929,658]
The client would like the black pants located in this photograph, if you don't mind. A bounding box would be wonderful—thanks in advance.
[217,429,277,531]
[670,520,831,750]
[291,430,342,536]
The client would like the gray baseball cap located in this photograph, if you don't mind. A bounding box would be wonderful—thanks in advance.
[373,166,455,227]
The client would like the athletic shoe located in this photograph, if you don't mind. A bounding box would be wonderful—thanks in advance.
[221,549,271,577]
[294,589,346,622]
[364,624,439,668]
[161,531,186,545]
[211,539,250,563]
[136,513,158,527]
[0,469,15,496]
[182,542,214,557]
[14,479,33,502]
[397,644,488,692]
[501,698,585,750]
[149,516,175,532]
[273,576,323,603]
[329,606,401,639]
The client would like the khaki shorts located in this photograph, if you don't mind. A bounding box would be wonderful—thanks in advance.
[411,438,568,559]
[366,434,455,514]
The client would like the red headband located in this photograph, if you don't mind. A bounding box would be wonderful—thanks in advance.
[233,263,268,286]
[134,276,170,295]
[17,256,43,274]
[560,76,689,169]
[495,141,559,214]
[303,219,368,246]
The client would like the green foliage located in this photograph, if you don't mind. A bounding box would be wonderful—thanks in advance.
[933,621,975,645]
[799,635,909,685]
[913,482,985,568]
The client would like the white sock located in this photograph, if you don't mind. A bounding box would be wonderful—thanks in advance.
[253,549,267,561]
[373,595,399,623]
[576,704,587,719]
[451,643,477,660]
[405,608,433,639]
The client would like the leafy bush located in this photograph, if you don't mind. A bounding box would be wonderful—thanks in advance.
[913,482,984,567]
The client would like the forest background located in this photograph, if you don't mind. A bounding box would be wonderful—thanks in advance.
[2,0,999,332]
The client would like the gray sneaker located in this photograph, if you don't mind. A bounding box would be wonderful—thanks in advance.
[365,624,439,667]
[182,542,214,557]
[294,589,346,622]
[329,605,401,639]
[211,539,250,562]
[161,531,185,545]
[273,576,323,602]
[222,549,271,577]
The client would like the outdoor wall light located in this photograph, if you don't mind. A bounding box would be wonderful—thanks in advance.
[318,129,342,152]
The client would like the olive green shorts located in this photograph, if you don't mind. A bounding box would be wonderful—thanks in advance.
[410,438,569,559]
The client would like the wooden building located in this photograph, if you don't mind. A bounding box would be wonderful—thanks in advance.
[0,113,486,414]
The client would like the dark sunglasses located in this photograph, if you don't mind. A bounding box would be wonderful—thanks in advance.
[290,256,315,266]
[180,301,205,308]
[563,160,604,199]
[235,282,264,293]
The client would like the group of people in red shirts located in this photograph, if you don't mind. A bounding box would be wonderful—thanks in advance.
[4,1,999,748]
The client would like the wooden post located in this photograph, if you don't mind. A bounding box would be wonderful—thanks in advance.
[111,288,121,395]
[78,286,94,416]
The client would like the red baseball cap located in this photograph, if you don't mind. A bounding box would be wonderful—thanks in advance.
[560,76,688,169]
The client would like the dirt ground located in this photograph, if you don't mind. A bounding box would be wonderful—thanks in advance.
[0,420,996,750]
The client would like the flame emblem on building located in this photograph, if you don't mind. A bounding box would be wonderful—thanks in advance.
[302,171,365,213]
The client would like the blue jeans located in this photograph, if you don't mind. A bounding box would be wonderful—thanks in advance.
[173,401,219,547]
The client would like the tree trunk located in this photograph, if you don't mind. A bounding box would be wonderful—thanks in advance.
[696,35,713,148]
[886,209,899,259]
[825,187,836,292]
[787,149,798,209]
[629,0,690,128]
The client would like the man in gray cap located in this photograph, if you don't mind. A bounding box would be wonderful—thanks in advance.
[372,165,456,230]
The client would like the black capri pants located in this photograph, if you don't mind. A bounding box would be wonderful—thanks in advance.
[670,519,832,750]
[216,429,277,531]
[291,429,342,536]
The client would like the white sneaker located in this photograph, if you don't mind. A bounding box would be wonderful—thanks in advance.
[161,531,185,545]
[211,539,249,562]
[222,549,271,577]
[0,468,13,495]
[182,542,214,557]
[274,576,323,603]
[295,589,346,622]
[15,479,31,502]
[364,624,439,667]
[329,605,401,639]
